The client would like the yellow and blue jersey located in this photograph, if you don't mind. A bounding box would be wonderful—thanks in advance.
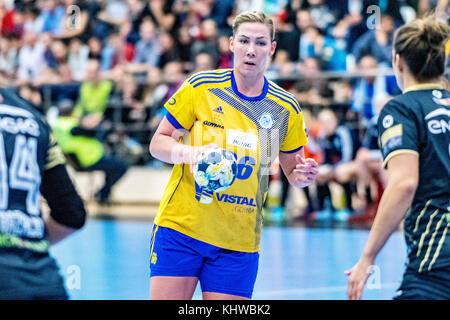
[154,69,308,252]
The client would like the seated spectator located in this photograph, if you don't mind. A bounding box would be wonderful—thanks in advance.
[0,37,17,79]
[192,52,215,73]
[298,107,324,219]
[175,26,194,64]
[0,0,20,38]
[302,26,347,71]
[101,32,126,72]
[145,0,177,33]
[335,95,392,224]
[72,59,113,138]
[295,9,316,62]
[107,72,149,164]
[351,14,395,66]
[351,55,400,125]
[36,36,73,85]
[295,57,333,107]
[190,18,220,66]
[126,18,161,74]
[148,60,186,132]
[95,0,129,39]
[209,0,234,36]
[158,31,181,69]
[16,30,46,86]
[267,49,295,78]
[314,108,357,221]
[217,34,232,69]
[87,36,103,60]
[53,100,128,205]
[68,37,89,81]
[302,0,337,32]
[34,0,66,36]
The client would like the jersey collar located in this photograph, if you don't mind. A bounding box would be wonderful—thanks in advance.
[403,83,444,93]
[230,70,268,101]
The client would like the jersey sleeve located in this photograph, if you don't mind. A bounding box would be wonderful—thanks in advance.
[163,78,196,131]
[280,110,308,153]
[377,100,419,168]
[45,131,66,170]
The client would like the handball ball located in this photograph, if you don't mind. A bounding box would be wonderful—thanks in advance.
[193,148,238,193]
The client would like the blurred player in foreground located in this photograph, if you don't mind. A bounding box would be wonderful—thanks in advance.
[346,13,450,300]
[0,87,86,299]
[148,11,318,300]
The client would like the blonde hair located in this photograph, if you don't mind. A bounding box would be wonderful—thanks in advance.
[394,13,450,81]
[232,11,275,42]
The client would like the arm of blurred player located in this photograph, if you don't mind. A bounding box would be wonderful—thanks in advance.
[279,148,319,189]
[345,153,418,300]
[42,164,87,245]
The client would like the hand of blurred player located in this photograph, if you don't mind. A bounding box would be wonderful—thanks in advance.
[345,257,374,300]
[291,154,318,188]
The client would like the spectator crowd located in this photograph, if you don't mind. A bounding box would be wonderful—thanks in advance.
[1,0,448,220]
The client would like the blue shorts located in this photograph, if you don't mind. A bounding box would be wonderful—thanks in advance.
[149,225,259,299]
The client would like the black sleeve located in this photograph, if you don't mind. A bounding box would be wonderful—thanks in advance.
[377,100,420,168]
[41,164,87,229]
[70,126,98,137]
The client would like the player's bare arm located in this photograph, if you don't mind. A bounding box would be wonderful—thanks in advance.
[346,153,418,299]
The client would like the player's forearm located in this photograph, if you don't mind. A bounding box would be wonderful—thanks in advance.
[361,180,416,261]
[45,217,77,245]
[150,134,193,164]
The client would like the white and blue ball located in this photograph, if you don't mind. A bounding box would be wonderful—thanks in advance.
[193,148,237,193]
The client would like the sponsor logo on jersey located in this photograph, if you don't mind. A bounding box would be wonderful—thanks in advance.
[216,193,256,207]
[425,108,450,134]
[382,114,394,128]
[203,120,224,129]
[227,129,258,151]
[213,106,224,114]
[259,113,273,129]
[432,97,450,107]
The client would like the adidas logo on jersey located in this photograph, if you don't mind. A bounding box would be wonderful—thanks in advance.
[213,106,224,114]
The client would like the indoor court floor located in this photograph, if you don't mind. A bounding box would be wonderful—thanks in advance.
[50,219,406,300]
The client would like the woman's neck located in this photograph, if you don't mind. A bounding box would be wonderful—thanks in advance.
[233,69,266,97]
[402,72,441,92]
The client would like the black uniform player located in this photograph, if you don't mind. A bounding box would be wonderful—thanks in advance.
[346,14,450,299]
[381,84,450,299]
[0,87,86,299]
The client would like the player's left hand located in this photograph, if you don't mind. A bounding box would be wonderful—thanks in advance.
[345,257,374,300]
[292,154,318,188]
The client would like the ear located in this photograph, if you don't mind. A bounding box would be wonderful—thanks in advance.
[229,36,234,53]
[270,41,277,57]
[394,53,404,72]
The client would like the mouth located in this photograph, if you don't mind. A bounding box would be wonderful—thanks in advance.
[244,61,256,66]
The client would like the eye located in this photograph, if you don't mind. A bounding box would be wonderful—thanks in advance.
[239,39,249,44]
[256,41,267,46]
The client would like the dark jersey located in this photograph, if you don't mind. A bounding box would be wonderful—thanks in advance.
[362,115,379,150]
[378,85,450,273]
[319,125,355,166]
[0,88,67,298]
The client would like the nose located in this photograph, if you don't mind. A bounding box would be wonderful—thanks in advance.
[246,43,256,56]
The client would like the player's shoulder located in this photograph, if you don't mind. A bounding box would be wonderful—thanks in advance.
[186,69,233,88]
[266,79,301,115]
